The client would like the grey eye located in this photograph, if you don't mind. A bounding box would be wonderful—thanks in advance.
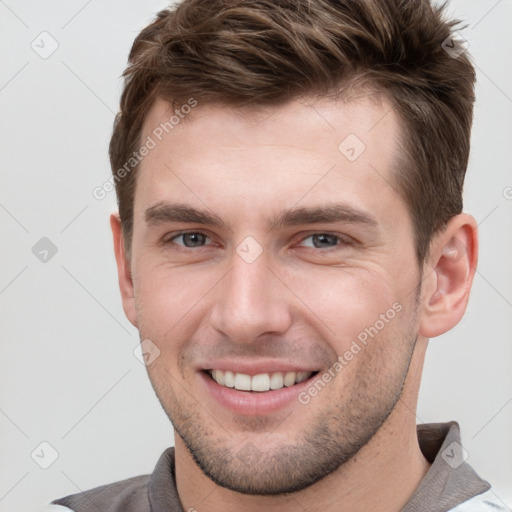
[174,232,209,247]
[301,234,340,249]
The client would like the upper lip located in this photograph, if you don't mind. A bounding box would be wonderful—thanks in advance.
[200,359,321,376]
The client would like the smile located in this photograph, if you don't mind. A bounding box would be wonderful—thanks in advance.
[207,369,319,392]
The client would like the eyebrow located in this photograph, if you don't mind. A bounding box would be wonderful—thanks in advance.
[144,202,378,231]
[145,203,232,231]
[268,204,378,230]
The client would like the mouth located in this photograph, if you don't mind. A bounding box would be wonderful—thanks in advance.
[200,363,325,415]
[205,369,320,392]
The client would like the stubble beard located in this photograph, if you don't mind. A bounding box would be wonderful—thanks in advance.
[145,313,419,496]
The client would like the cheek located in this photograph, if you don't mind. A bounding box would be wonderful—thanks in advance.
[285,265,403,349]
[133,259,221,354]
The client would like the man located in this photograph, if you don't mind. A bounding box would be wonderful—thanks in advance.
[51,0,505,510]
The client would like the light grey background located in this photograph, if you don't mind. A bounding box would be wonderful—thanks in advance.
[0,1,511,511]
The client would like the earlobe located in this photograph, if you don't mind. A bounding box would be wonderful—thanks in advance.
[110,213,138,327]
[419,214,478,338]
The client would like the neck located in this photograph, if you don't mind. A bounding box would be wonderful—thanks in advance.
[175,339,430,512]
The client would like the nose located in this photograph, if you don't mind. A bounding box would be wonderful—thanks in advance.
[209,250,293,344]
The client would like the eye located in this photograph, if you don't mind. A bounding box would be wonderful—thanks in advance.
[298,233,350,249]
[168,231,211,248]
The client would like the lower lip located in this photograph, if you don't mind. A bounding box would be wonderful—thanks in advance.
[200,371,316,416]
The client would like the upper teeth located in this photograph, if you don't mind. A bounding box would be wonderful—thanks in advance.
[210,370,312,392]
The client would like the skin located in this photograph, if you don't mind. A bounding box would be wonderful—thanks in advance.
[111,94,478,512]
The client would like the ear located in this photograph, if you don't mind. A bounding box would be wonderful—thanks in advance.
[418,213,478,338]
[110,213,137,327]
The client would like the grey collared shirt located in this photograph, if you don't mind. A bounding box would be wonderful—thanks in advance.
[50,421,506,512]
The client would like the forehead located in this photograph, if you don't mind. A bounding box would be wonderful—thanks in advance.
[142,93,400,156]
[135,94,406,227]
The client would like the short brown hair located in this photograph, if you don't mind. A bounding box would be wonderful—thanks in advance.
[109,0,476,263]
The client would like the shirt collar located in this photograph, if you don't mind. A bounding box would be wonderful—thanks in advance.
[401,421,490,511]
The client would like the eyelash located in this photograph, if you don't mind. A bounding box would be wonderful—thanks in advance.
[163,230,354,252]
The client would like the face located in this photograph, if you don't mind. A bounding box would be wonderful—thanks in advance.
[126,95,423,495]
